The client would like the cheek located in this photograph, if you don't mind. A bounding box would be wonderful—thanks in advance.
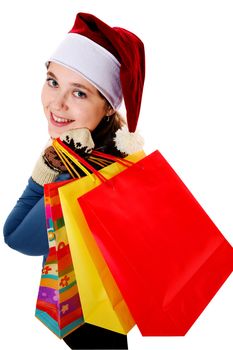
[95,104,108,123]
[89,116,104,132]
[90,105,107,129]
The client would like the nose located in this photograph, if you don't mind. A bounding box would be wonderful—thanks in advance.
[52,91,69,111]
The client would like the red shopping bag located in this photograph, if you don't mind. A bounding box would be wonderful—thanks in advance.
[78,150,233,336]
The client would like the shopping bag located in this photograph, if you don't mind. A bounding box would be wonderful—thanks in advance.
[58,148,145,334]
[78,149,233,336]
[35,180,84,338]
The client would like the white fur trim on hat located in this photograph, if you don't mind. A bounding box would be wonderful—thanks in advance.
[47,33,122,109]
[114,126,144,155]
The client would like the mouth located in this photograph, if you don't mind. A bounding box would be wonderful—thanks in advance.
[49,112,75,127]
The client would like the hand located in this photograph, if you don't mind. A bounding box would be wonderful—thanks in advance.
[31,128,95,186]
[43,146,67,172]
[44,128,95,171]
[59,128,95,155]
[31,142,61,186]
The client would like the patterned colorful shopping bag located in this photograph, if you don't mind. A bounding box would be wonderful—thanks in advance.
[35,180,84,338]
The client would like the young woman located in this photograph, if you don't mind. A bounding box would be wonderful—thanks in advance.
[3,12,145,349]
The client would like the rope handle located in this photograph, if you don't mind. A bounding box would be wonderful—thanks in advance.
[92,150,135,167]
[52,142,82,179]
[53,139,106,182]
[52,138,136,183]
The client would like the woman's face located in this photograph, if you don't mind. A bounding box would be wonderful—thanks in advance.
[41,62,112,139]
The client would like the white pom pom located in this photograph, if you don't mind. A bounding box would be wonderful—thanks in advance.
[114,126,144,155]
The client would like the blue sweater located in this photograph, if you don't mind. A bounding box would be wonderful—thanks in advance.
[3,173,71,257]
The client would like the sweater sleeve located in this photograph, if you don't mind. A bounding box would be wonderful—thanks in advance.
[3,177,49,256]
[3,173,71,256]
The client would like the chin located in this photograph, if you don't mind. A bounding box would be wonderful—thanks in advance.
[48,128,60,139]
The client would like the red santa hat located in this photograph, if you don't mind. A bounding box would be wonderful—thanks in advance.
[47,12,145,133]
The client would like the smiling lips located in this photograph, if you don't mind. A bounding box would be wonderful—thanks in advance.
[50,112,74,127]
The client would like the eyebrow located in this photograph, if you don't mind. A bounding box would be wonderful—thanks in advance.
[47,71,93,93]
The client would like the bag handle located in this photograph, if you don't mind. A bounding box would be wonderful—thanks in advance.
[91,150,135,167]
[53,139,107,182]
[53,138,136,183]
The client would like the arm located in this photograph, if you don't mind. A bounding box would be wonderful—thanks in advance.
[3,177,49,256]
[3,173,71,256]
[3,129,93,256]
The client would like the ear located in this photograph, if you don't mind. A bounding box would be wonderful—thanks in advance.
[105,105,115,117]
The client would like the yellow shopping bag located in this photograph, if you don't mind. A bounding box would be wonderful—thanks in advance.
[57,144,145,334]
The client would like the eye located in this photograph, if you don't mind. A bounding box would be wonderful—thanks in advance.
[73,90,87,99]
[46,78,58,88]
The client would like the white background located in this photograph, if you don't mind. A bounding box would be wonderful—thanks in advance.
[0,0,232,349]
